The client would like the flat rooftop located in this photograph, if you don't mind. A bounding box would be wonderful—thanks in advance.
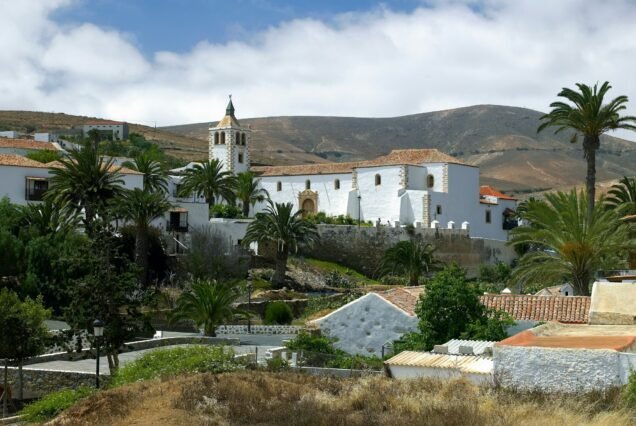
[498,323,636,351]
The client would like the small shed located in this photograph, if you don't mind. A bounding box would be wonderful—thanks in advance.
[384,351,493,385]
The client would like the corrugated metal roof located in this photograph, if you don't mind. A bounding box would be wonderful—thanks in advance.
[441,339,495,356]
[385,351,493,375]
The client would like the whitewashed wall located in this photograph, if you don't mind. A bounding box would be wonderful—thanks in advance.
[494,345,628,392]
[0,165,51,205]
[258,173,354,216]
[387,364,493,386]
[311,293,418,355]
[356,165,403,224]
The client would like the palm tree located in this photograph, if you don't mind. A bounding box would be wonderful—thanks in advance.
[178,159,236,207]
[236,172,268,217]
[117,188,171,286]
[20,201,79,236]
[45,145,124,237]
[122,153,168,193]
[378,240,441,286]
[242,200,320,288]
[538,81,636,222]
[605,176,636,216]
[168,280,246,336]
[509,190,634,296]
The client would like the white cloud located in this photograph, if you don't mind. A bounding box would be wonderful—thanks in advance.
[2,0,636,139]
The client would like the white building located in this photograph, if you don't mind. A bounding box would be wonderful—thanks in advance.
[207,100,518,241]
[208,96,250,175]
[82,120,129,140]
[0,131,19,139]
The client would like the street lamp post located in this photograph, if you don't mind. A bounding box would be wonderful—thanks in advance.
[246,272,253,334]
[357,194,361,228]
[93,319,104,389]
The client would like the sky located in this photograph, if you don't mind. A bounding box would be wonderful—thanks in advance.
[2,0,636,135]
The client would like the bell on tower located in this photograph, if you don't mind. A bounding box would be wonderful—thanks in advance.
[209,95,250,175]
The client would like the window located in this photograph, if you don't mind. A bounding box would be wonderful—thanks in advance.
[485,210,492,223]
[221,132,226,144]
[305,180,311,190]
[238,153,244,163]
[334,179,340,190]
[241,133,246,145]
[25,177,48,201]
[277,181,282,192]
[168,211,188,232]
[436,205,442,215]
[427,174,435,188]
[375,174,381,186]
[214,132,219,145]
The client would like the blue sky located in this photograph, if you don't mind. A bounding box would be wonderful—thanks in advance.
[2,0,636,134]
[52,0,421,55]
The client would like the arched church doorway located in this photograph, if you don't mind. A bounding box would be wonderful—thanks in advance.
[298,189,318,218]
[302,198,316,217]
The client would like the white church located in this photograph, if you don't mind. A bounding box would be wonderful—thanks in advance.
[209,98,518,241]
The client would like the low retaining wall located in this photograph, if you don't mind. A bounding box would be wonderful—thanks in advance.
[215,325,303,335]
[295,366,383,378]
[494,345,636,392]
[3,367,109,398]
[23,336,239,366]
[235,299,310,318]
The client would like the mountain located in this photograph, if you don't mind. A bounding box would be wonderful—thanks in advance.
[164,105,636,193]
[0,111,208,161]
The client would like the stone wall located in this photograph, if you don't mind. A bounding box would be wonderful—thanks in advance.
[215,325,303,335]
[297,225,516,278]
[3,367,109,398]
[493,345,627,392]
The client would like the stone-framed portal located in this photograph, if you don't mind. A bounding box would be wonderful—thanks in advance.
[299,190,318,217]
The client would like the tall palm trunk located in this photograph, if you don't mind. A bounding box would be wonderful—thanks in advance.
[583,135,599,224]
[274,249,289,289]
[135,227,149,287]
[242,200,250,217]
[572,271,591,296]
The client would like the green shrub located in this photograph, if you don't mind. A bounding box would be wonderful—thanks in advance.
[324,271,354,289]
[285,332,383,369]
[624,370,636,407]
[264,301,293,325]
[20,387,93,423]
[210,204,241,218]
[110,345,239,387]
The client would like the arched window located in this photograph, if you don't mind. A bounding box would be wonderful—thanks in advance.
[238,153,244,164]
[485,210,492,223]
[241,133,246,145]
[427,174,435,188]
[334,179,340,190]
[375,174,381,186]
[305,180,311,190]
[220,132,226,144]
[277,182,282,192]
[214,132,219,145]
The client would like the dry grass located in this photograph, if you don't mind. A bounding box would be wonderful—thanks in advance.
[48,372,634,426]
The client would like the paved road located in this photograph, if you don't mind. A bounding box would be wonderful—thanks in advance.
[31,334,297,375]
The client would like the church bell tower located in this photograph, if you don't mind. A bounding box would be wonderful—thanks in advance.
[209,96,250,174]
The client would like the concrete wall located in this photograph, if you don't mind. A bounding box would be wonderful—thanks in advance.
[493,344,629,392]
[387,365,493,386]
[0,165,51,205]
[300,225,517,278]
[589,281,636,325]
[311,293,419,356]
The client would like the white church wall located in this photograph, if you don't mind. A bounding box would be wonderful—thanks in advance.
[258,173,353,216]
[475,200,515,241]
[426,164,446,193]
[356,165,402,224]
[406,165,428,190]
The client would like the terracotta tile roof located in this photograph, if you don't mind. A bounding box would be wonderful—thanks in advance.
[376,286,425,316]
[498,330,636,350]
[480,185,516,201]
[480,294,590,323]
[0,138,57,151]
[46,160,142,175]
[252,149,466,177]
[0,154,51,168]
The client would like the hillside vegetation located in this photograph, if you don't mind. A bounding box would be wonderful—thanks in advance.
[47,371,632,426]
